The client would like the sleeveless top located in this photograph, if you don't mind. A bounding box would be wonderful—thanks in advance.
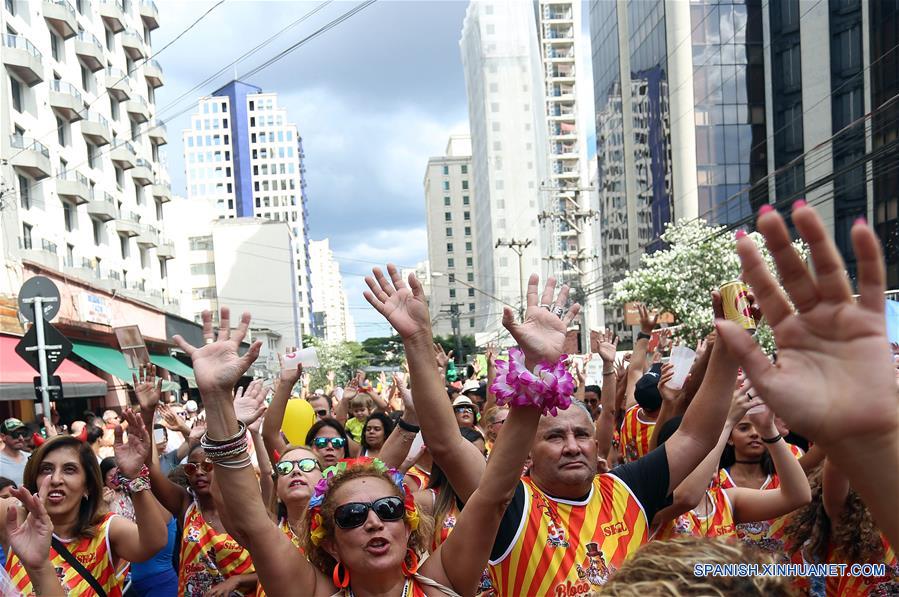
[654,484,736,541]
[333,576,434,597]
[255,518,302,597]
[826,534,898,596]
[179,501,255,596]
[718,467,795,556]
[619,406,655,463]
[488,475,648,597]
[5,512,124,596]
[406,466,430,491]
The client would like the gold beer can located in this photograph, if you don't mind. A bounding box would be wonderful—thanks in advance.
[719,280,755,332]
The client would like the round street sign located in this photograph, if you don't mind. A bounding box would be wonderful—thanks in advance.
[17,276,61,322]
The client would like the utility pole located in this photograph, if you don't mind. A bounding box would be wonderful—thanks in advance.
[495,238,533,319]
[437,302,464,364]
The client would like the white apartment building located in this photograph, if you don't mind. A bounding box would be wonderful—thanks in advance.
[308,238,355,343]
[460,0,550,342]
[182,81,313,336]
[423,135,481,338]
[0,0,175,306]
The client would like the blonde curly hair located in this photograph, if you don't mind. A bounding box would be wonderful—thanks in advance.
[298,462,434,576]
[600,537,795,596]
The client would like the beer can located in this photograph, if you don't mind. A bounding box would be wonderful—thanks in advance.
[719,280,756,332]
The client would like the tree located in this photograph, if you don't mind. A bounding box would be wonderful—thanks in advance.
[606,218,808,351]
[360,335,405,368]
[302,337,368,390]
[433,335,476,363]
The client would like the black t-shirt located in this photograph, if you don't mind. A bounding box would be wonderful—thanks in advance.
[490,444,671,561]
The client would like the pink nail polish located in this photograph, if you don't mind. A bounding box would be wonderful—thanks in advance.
[735,229,747,239]
[758,204,774,216]
[792,199,807,210]
[854,216,867,225]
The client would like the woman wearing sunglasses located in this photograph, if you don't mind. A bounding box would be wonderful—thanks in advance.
[305,418,353,467]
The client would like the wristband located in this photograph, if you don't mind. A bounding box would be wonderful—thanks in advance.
[602,368,615,375]
[397,418,420,433]
[762,434,783,444]
[118,465,151,495]
[636,331,652,341]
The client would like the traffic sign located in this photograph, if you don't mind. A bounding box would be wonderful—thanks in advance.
[34,375,63,402]
[15,321,72,375]
[18,276,61,322]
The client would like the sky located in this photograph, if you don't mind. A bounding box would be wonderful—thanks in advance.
[154,0,472,340]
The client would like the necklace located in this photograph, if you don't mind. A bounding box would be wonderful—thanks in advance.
[345,577,411,597]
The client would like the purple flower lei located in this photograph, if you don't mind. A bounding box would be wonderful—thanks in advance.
[489,348,575,416]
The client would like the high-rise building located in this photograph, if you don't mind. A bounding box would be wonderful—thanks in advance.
[1,0,174,306]
[423,135,482,337]
[308,238,356,343]
[182,81,313,336]
[460,1,550,341]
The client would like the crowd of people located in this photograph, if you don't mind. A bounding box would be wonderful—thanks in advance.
[0,204,897,596]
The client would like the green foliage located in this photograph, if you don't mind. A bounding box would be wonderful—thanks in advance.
[606,219,808,352]
[303,337,368,390]
[360,335,405,367]
[433,334,476,363]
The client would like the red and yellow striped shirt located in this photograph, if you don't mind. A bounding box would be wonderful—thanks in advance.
[179,501,255,596]
[826,535,898,596]
[619,406,655,463]
[654,484,736,541]
[488,475,648,597]
[405,466,430,491]
[5,513,124,596]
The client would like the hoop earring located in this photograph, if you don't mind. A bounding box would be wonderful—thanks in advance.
[332,562,350,588]
[401,548,419,576]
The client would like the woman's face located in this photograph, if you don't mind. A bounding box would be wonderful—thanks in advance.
[312,426,343,467]
[185,449,214,496]
[327,476,409,576]
[363,420,385,450]
[37,446,88,518]
[730,416,765,460]
[104,466,118,489]
[276,448,322,505]
[454,405,476,428]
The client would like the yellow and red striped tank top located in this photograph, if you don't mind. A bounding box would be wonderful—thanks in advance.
[5,513,123,596]
[179,501,255,596]
[654,484,736,541]
[619,405,655,463]
[405,466,430,491]
[719,466,796,556]
[255,518,302,597]
[488,474,648,597]
[826,534,898,596]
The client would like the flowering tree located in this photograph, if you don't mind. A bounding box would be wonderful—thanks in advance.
[607,218,808,351]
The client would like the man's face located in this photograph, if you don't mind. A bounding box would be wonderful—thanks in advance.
[584,391,601,418]
[309,396,331,420]
[528,407,598,497]
[1,428,28,451]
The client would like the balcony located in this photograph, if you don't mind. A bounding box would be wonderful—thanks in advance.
[136,224,158,247]
[105,67,131,101]
[125,96,149,123]
[49,80,84,122]
[2,35,44,86]
[115,209,141,237]
[56,170,90,204]
[151,180,171,203]
[131,159,153,185]
[96,269,123,293]
[143,59,163,88]
[147,121,167,145]
[98,0,125,33]
[43,0,78,39]
[157,238,175,259]
[21,241,60,271]
[81,111,111,146]
[110,141,136,169]
[121,31,145,60]
[87,193,117,221]
[543,8,573,22]
[140,0,159,30]
[9,136,51,180]
[74,31,104,72]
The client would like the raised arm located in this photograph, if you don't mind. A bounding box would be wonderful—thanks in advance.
[173,308,328,596]
[261,356,299,464]
[363,265,486,502]
[715,205,899,547]
[6,478,65,597]
[649,363,684,451]
[423,275,581,595]
[592,330,618,459]
[821,458,850,523]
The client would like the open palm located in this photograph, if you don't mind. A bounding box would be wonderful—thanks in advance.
[502,275,581,368]
[6,478,53,570]
[132,363,162,412]
[363,264,432,340]
[115,410,150,477]
[591,329,619,364]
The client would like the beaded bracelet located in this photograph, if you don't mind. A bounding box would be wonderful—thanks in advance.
[201,421,249,459]
[203,420,248,446]
[117,465,151,495]
[490,348,575,416]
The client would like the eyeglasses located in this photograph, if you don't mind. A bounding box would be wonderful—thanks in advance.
[184,460,214,475]
[313,437,347,450]
[314,409,329,418]
[334,496,405,529]
[275,458,320,476]
[489,418,506,427]
[454,406,475,414]
[6,430,29,439]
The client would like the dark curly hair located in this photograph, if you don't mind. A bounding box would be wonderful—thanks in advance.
[360,412,394,454]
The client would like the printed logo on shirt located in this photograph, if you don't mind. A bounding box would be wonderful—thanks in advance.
[533,493,568,548]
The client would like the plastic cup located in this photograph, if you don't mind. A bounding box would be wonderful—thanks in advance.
[282,347,320,370]
[409,431,424,456]
[666,346,697,390]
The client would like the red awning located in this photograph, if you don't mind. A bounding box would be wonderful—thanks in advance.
[0,334,108,400]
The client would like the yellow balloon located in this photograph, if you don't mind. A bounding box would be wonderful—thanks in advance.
[282,399,315,445]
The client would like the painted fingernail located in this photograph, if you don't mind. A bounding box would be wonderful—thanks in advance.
[735,229,747,240]
[792,199,807,210]
[758,204,774,216]
[854,216,867,225]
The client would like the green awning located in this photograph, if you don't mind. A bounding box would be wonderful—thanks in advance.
[71,342,136,385]
[149,354,196,388]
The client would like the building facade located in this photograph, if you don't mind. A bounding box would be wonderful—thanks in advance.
[182,81,313,336]
[308,238,356,343]
[1,0,175,307]
[460,0,549,342]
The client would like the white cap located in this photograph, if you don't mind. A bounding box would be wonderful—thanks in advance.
[461,380,481,394]
[184,399,198,413]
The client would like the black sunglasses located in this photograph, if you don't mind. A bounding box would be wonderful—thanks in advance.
[6,430,29,439]
[334,496,405,529]
[314,409,329,418]
[313,437,347,449]
[275,458,319,476]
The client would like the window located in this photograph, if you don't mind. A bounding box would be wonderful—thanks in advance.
[447,258,455,268]
[465,241,472,252]
[449,289,456,299]
[66,244,74,267]
[18,175,29,209]
[63,201,75,231]
[443,181,450,191]
[155,198,163,220]
[86,143,97,168]
[190,262,215,275]
[463,196,470,205]
[443,196,451,206]
[461,165,468,174]
[447,243,454,252]
[446,226,453,236]
[135,186,143,206]
[192,287,217,300]
[466,257,473,267]
[93,219,102,245]
[468,288,475,297]
[448,273,456,282]
[105,28,113,50]
[140,247,148,269]
[464,226,471,236]
[781,44,801,90]
[189,236,213,250]
[463,211,470,221]
[5,0,15,15]
[467,273,474,283]
[110,98,119,120]
[469,318,475,328]
[442,165,449,175]
[50,33,62,61]
[120,235,129,258]
[462,180,469,190]
[56,117,67,146]
[10,77,22,112]
[22,224,32,249]
[160,258,167,279]
[444,212,452,222]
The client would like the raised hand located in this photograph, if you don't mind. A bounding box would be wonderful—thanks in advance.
[637,304,659,335]
[172,308,261,396]
[234,379,268,427]
[657,363,681,402]
[188,418,207,445]
[591,329,619,364]
[326,370,336,384]
[6,477,52,571]
[363,264,432,341]
[115,410,150,478]
[434,343,453,371]
[501,275,581,368]
[728,380,754,427]
[277,348,302,385]
[133,363,163,413]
